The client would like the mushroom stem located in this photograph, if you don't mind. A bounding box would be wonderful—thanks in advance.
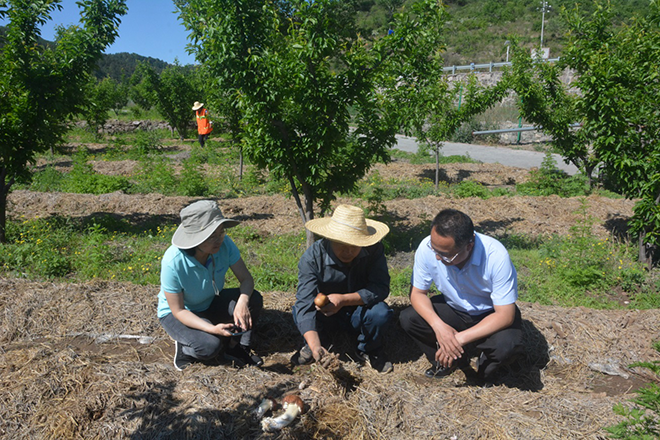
[260,395,304,432]
[253,397,276,420]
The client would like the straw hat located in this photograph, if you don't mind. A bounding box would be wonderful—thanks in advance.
[172,200,239,249]
[305,204,389,247]
[192,101,204,111]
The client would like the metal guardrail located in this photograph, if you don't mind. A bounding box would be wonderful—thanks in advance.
[473,123,581,136]
[443,58,561,73]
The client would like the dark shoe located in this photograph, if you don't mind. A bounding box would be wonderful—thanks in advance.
[357,349,393,374]
[224,344,263,367]
[292,344,314,366]
[173,341,195,371]
[425,362,458,378]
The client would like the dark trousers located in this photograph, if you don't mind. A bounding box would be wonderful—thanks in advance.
[399,295,524,380]
[293,302,393,354]
[198,133,209,147]
[160,288,263,360]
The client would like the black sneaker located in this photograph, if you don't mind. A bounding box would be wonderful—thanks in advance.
[425,362,458,378]
[173,341,195,371]
[224,344,263,367]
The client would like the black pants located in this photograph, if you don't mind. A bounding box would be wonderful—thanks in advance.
[399,295,524,380]
[198,133,209,147]
[160,288,263,360]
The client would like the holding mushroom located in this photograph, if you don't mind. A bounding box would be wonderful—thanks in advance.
[291,205,395,374]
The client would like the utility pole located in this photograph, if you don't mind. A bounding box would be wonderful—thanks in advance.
[539,1,551,47]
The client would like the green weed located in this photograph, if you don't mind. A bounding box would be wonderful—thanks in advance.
[606,342,660,439]
[516,153,590,197]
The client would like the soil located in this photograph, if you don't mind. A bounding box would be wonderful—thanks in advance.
[2,143,658,439]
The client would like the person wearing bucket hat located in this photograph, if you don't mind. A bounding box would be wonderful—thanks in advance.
[399,209,524,386]
[192,101,213,147]
[291,204,394,374]
[157,200,264,370]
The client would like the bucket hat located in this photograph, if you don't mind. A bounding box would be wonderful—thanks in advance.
[192,101,204,111]
[305,204,389,247]
[172,200,239,249]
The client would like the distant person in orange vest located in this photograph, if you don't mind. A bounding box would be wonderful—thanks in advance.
[192,101,213,147]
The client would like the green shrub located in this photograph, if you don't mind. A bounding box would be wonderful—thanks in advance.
[516,153,590,197]
[131,157,178,195]
[63,152,131,194]
[513,200,647,307]
[452,180,491,199]
[128,129,163,159]
[29,166,65,192]
[0,217,72,278]
[450,118,499,144]
[177,160,209,196]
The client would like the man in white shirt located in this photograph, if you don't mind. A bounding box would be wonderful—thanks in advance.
[400,209,524,385]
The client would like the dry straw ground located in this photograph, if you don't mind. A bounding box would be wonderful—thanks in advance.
[2,158,659,439]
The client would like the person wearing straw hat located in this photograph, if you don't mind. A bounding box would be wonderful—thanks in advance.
[292,204,394,374]
[192,101,213,147]
[157,200,263,370]
[400,209,524,386]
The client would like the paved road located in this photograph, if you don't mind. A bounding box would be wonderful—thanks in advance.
[393,134,579,175]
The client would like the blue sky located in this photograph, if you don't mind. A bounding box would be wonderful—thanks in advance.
[1,0,194,65]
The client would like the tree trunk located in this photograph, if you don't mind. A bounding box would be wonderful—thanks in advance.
[0,167,12,244]
[287,174,317,248]
[434,142,440,190]
[239,147,244,181]
[302,183,315,248]
[638,232,651,269]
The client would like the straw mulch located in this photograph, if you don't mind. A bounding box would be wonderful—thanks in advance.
[1,277,658,439]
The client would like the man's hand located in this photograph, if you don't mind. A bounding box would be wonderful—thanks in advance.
[312,346,329,362]
[315,293,343,316]
[433,323,465,367]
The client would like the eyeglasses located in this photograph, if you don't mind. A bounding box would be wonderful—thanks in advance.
[205,228,226,243]
[427,240,472,264]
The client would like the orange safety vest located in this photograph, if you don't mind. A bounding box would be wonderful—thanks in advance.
[196,108,213,135]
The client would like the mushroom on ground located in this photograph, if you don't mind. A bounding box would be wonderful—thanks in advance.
[260,394,305,432]
[253,397,278,420]
[314,293,330,308]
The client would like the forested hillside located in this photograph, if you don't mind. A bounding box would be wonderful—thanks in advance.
[93,52,169,81]
[355,0,652,64]
[1,0,652,77]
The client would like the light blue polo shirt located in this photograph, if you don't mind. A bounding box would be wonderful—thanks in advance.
[412,232,517,315]
[157,236,241,318]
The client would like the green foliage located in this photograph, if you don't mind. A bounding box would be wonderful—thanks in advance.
[516,153,591,197]
[510,2,660,263]
[177,159,209,197]
[513,200,647,307]
[452,180,491,199]
[450,118,499,144]
[63,152,131,195]
[0,0,127,242]
[81,76,127,135]
[130,62,201,140]
[130,157,178,196]
[177,0,447,238]
[606,343,660,439]
[28,166,65,192]
[128,129,163,159]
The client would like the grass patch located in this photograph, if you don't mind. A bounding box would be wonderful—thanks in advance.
[508,201,649,308]
[1,205,654,309]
